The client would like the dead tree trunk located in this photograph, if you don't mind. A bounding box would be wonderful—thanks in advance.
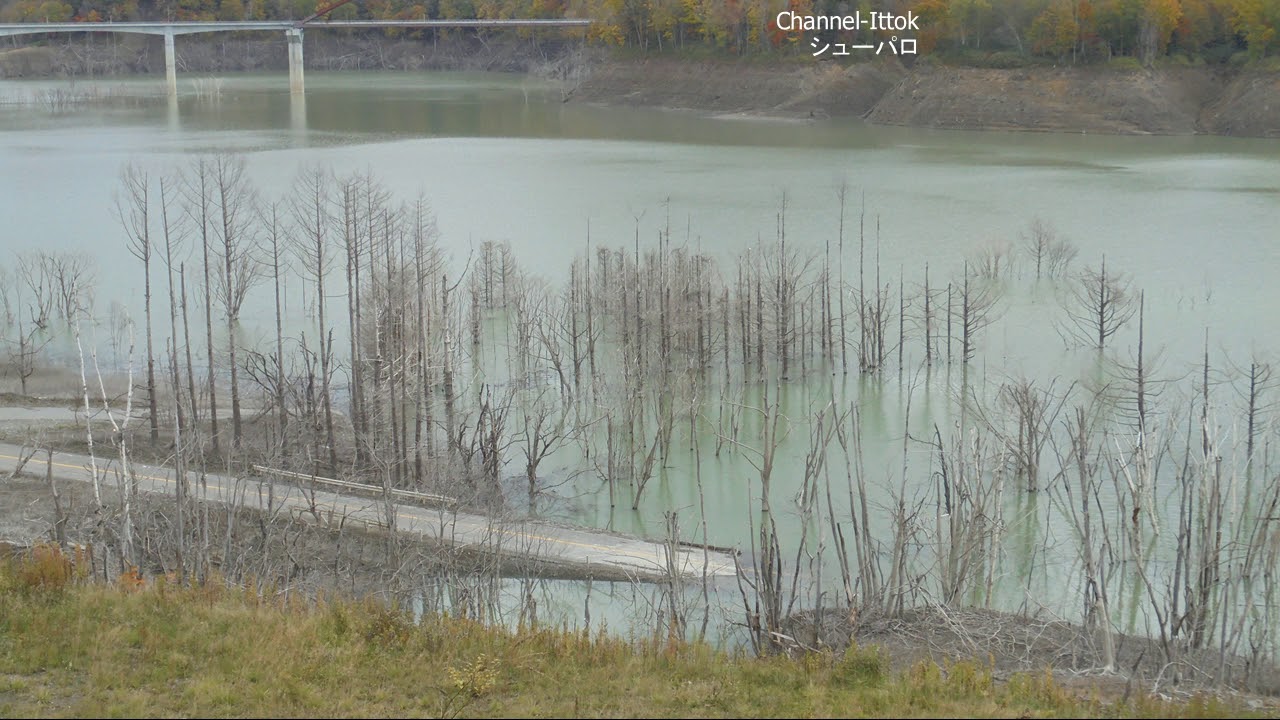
[185,158,220,453]
[118,165,159,446]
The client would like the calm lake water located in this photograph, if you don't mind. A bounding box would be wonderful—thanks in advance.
[2,70,1278,643]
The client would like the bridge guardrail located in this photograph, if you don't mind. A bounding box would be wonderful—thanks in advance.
[251,464,457,509]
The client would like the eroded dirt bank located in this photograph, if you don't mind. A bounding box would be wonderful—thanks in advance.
[567,56,903,119]
[866,64,1221,134]
[572,57,1280,137]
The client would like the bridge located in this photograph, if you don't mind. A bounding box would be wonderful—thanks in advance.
[0,18,593,96]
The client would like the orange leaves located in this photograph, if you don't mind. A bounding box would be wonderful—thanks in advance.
[1029,1,1081,57]
[1143,0,1184,39]
[17,543,74,592]
[118,566,146,593]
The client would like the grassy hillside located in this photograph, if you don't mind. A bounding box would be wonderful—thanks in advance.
[0,545,1264,718]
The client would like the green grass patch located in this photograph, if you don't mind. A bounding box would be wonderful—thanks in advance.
[0,548,1270,718]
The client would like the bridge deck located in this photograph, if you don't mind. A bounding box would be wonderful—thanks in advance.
[0,19,591,37]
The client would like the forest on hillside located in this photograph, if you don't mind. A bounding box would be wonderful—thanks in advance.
[1,0,1278,65]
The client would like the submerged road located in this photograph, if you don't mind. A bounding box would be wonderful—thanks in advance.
[0,441,739,582]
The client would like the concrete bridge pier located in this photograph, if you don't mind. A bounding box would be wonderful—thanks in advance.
[167,93,180,131]
[289,91,307,133]
[164,29,177,96]
[286,28,304,95]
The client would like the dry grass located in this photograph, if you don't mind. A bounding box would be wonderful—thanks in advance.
[0,548,1271,719]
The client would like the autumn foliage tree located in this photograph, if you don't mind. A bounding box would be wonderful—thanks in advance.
[1,0,1277,66]
[1139,0,1183,64]
[1225,0,1280,59]
[1029,0,1081,59]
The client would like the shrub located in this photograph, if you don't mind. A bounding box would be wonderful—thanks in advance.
[833,643,885,687]
[1162,53,1196,68]
[943,658,993,694]
[914,53,939,68]
[319,601,354,645]
[117,565,146,593]
[448,653,501,698]
[1005,668,1071,707]
[360,601,415,647]
[1108,56,1144,71]
[1201,42,1236,64]
[17,543,73,593]
[983,51,1030,69]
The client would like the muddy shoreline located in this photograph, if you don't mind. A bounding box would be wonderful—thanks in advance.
[571,56,1280,137]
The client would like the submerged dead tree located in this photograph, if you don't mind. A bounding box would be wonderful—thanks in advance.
[958,262,1001,364]
[13,253,53,331]
[1053,404,1117,672]
[1020,217,1077,281]
[1061,256,1137,350]
[184,157,221,453]
[211,154,261,449]
[723,382,792,654]
[117,164,160,446]
[158,175,188,433]
[291,167,338,472]
[261,202,288,457]
[6,284,50,396]
[992,377,1071,492]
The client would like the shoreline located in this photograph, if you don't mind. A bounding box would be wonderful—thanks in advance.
[3,34,1278,137]
[1,457,1277,701]
[569,56,1280,138]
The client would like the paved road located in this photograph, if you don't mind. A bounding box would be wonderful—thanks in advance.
[0,442,739,582]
